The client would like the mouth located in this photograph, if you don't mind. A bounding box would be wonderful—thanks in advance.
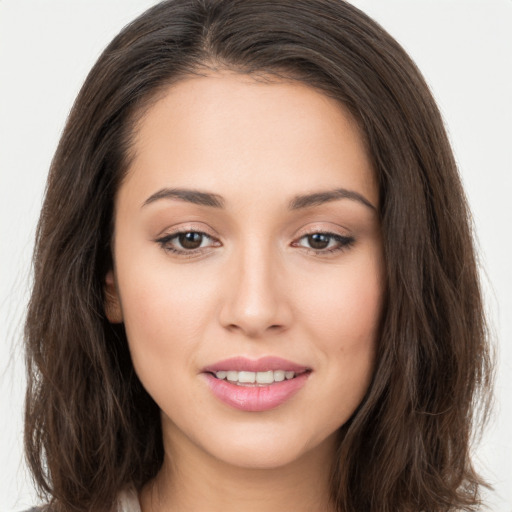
[208,369,310,386]
[202,357,312,412]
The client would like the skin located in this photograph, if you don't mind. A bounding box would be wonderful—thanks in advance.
[105,72,384,512]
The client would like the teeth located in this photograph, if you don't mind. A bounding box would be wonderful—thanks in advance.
[238,371,256,383]
[215,370,297,385]
[226,371,238,382]
[274,370,285,382]
[256,370,273,384]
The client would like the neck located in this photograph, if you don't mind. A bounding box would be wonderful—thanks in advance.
[140,426,337,512]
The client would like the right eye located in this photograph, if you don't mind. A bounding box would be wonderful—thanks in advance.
[156,230,220,255]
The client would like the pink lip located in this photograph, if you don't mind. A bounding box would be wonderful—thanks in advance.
[202,357,311,412]
[202,356,309,373]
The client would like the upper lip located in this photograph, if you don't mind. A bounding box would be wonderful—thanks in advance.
[202,356,310,373]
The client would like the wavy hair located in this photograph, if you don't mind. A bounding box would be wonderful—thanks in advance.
[24,1,492,511]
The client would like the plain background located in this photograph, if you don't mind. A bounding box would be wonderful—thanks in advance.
[1,1,511,510]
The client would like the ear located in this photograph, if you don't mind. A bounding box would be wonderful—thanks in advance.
[104,270,123,323]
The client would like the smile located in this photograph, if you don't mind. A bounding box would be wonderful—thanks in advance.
[202,357,311,411]
[213,370,299,385]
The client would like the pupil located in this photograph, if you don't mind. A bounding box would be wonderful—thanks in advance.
[308,233,330,249]
[179,232,202,249]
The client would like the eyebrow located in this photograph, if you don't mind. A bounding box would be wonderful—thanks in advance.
[142,188,225,208]
[142,187,376,211]
[289,188,376,211]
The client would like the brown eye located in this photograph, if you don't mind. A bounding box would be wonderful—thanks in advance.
[156,230,219,255]
[178,232,204,249]
[293,232,355,254]
[307,233,330,250]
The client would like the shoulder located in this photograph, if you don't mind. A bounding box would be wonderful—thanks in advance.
[117,487,141,512]
[18,488,140,512]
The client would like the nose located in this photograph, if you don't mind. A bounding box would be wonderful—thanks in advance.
[218,239,292,338]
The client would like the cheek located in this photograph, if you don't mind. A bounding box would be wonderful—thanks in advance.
[296,252,383,412]
[115,259,219,379]
[298,255,383,346]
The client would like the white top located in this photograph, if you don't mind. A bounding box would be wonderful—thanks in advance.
[117,487,142,512]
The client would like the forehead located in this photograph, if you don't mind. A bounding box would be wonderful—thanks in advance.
[122,71,377,209]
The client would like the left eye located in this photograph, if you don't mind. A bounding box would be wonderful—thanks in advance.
[156,230,353,256]
[294,232,354,252]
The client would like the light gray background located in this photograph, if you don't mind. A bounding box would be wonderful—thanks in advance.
[1,1,511,510]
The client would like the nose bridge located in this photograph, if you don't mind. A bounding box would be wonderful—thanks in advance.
[219,234,289,336]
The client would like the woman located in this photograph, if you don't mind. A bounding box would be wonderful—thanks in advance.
[23,0,492,511]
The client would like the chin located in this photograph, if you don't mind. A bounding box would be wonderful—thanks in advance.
[197,423,338,471]
[215,444,303,469]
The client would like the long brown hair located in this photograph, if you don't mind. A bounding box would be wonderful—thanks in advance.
[24,1,492,511]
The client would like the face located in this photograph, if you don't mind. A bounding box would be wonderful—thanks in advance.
[106,72,384,470]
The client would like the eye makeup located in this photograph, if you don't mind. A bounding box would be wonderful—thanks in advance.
[155,228,355,258]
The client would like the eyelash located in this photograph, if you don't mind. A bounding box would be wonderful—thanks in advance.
[291,231,355,255]
[155,230,355,258]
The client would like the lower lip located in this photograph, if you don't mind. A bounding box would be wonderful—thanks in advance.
[204,372,310,412]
